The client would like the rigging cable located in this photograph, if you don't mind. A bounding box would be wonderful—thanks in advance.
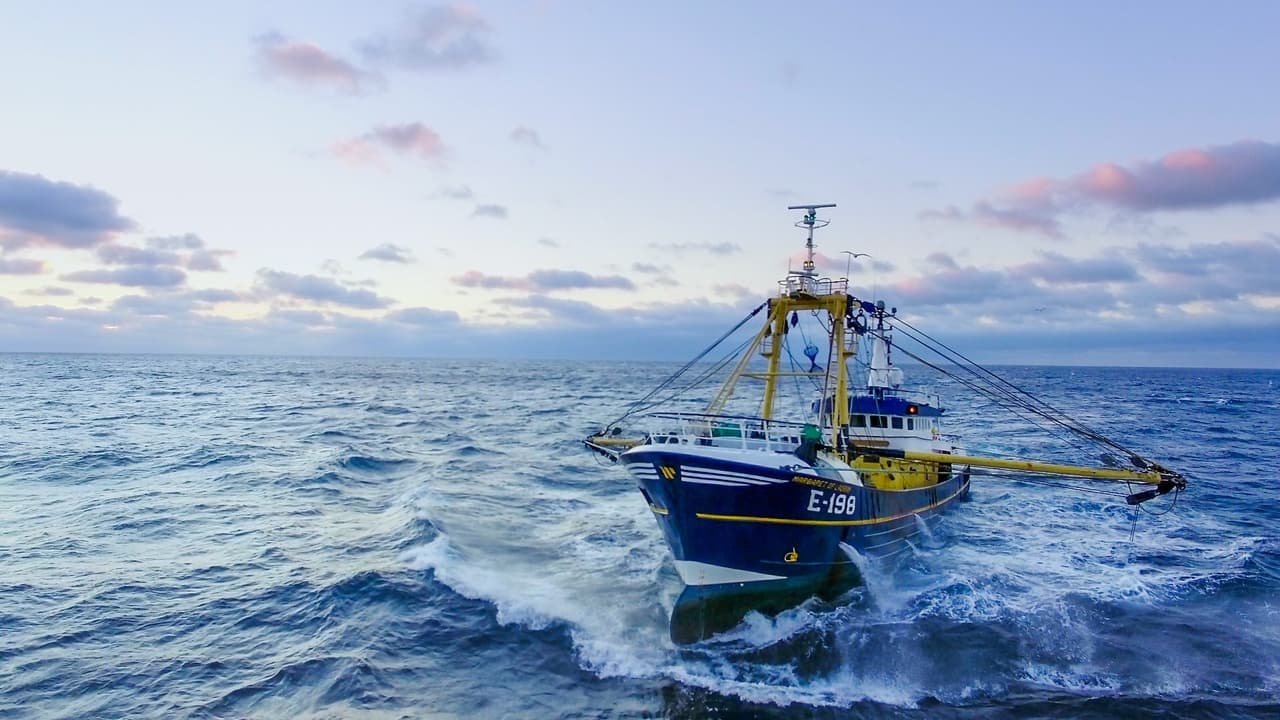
[615,335,755,420]
[891,316,1147,462]
[601,301,766,430]
[881,333,1096,456]
[887,325,1114,459]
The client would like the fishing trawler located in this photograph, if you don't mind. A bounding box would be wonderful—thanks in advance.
[585,204,1186,642]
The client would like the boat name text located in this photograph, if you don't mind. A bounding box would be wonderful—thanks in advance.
[791,475,851,494]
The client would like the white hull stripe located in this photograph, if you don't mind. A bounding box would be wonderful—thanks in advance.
[681,473,768,486]
[672,560,787,586]
[683,467,788,484]
[626,463,791,487]
[681,477,752,487]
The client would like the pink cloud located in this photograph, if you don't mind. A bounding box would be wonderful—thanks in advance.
[1073,140,1280,211]
[1008,176,1056,203]
[1162,148,1214,170]
[332,123,446,166]
[922,140,1280,238]
[0,257,45,275]
[254,32,378,94]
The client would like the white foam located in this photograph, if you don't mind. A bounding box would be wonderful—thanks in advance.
[397,447,1260,710]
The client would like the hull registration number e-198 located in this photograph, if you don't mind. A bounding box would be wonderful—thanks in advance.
[807,489,857,515]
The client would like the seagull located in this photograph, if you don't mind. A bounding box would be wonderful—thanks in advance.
[841,251,871,278]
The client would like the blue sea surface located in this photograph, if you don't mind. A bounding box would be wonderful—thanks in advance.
[1,354,1278,718]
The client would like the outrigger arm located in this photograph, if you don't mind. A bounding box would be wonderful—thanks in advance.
[850,445,1188,505]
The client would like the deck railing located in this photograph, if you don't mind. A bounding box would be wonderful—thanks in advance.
[643,412,809,453]
[778,275,847,298]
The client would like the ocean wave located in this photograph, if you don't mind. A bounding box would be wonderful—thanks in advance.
[3,356,1278,717]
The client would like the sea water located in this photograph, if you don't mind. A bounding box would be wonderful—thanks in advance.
[1,354,1277,718]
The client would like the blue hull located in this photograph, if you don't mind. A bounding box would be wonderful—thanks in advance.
[622,448,970,640]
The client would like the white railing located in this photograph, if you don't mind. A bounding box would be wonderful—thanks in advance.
[643,412,810,453]
[870,387,943,409]
[778,275,848,298]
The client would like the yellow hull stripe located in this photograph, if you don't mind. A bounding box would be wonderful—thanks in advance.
[694,483,968,527]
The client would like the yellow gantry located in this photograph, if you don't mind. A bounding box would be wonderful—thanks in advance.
[706,280,853,448]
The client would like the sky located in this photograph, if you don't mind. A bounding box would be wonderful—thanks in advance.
[1,1,1278,367]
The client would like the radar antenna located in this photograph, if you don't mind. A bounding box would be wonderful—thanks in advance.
[787,203,836,276]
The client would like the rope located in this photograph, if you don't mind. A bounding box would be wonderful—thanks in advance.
[601,301,766,431]
[891,317,1145,463]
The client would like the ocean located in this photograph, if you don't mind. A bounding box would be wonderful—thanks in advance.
[1,354,1278,719]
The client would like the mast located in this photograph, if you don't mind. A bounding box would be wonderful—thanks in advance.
[716,204,850,446]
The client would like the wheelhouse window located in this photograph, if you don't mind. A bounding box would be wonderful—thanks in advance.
[907,418,915,430]
[870,415,888,429]
[891,417,903,429]
[852,414,867,428]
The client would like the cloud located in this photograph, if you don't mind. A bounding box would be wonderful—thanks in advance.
[891,263,1045,310]
[1132,237,1280,280]
[254,269,392,309]
[471,204,508,219]
[1074,141,1280,211]
[786,251,893,277]
[61,266,187,288]
[110,291,230,317]
[923,140,1280,238]
[0,257,45,274]
[360,4,495,71]
[920,202,1064,239]
[510,126,546,149]
[536,237,559,248]
[4,261,1277,366]
[359,243,415,263]
[95,236,229,272]
[436,184,474,200]
[529,269,633,291]
[333,123,446,166]
[97,243,181,267]
[648,241,741,255]
[190,288,244,303]
[631,262,670,274]
[147,233,205,250]
[253,31,379,94]
[882,235,1280,332]
[780,62,800,86]
[1125,236,1280,303]
[186,249,232,272]
[24,286,73,296]
[451,268,635,292]
[1016,252,1139,284]
[712,283,756,299]
[505,294,614,325]
[0,170,135,248]
[925,252,959,270]
[387,306,461,325]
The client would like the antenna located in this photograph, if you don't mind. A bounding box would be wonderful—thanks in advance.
[787,204,836,275]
